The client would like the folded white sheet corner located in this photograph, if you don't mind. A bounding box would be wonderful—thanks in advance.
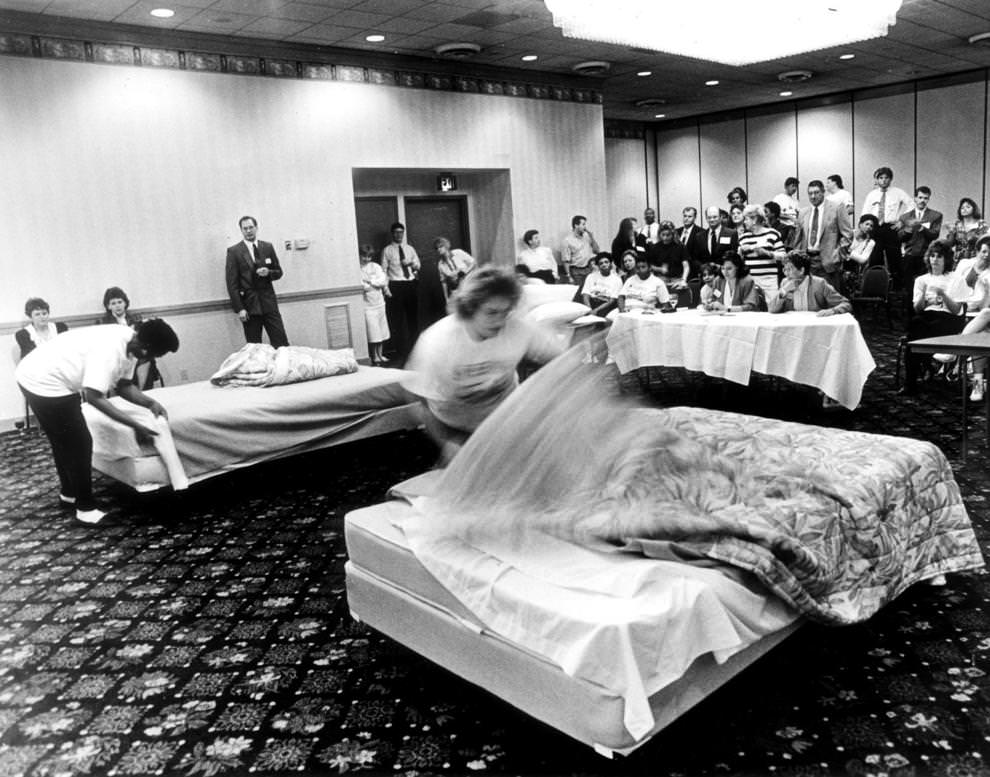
[345,498,801,755]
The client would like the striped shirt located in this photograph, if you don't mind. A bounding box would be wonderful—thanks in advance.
[738,228,784,295]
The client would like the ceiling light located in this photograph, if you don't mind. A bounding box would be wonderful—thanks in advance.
[839,52,856,59]
[705,80,719,86]
[521,54,538,61]
[542,0,902,66]
[637,70,652,76]
[779,90,793,96]
[654,113,666,118]
[434,42,482,59]
[150,8,174,18]
[365,34,385,43]
[778,69,813,83]
[968,32,990,46]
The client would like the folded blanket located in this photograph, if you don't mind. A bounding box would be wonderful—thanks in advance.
[210,344,358,387]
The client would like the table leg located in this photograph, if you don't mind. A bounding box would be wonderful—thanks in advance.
[962,366,968,460]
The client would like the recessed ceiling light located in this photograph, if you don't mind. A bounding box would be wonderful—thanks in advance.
[705,79,719,86]
[654,113,666,118]
[521,54,538,61]
[637,70,652,77]
[779,90,793,97]
[839,52,855,60]
[150,8,174,18]
[365,34,385,43]
[969,32,990,46]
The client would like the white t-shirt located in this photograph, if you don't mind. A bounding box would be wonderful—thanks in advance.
[581,271,623,299]
[772,193,801,225]
[827,189,854,212]
[405,314,561,432]
[16,325,136,397]
[620,274,670,309]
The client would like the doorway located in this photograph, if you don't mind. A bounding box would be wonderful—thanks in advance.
[404,196,471,256]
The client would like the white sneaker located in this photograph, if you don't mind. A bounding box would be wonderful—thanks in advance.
[75,508,106,524]
[970,379,985,403]
[927,574,947,587]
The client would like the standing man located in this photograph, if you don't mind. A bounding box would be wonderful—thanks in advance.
[898,186,943,282]
[825,174,855,216]
[638,208,660,246]
[225,216,289,347]
[772,177,801,228]
[381,221,421,362]
[693,206,739,264]
[794,180,852,292]
[862,167,914,290]
[561,215,599,288]
[676,206,704,272]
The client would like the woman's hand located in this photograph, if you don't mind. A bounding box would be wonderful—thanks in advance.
[148,400,168,419]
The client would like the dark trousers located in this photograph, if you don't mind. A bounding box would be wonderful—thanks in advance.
[385,280,419,361]
[20,388,95,510]
[810,263,842,294]
[243,309,289,348]
[905,311,967,388]
[875,225,903,289]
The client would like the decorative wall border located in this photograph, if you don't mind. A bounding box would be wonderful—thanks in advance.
[0,29,602,106]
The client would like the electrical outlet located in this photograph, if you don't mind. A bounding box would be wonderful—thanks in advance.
[284,240,292,251]
[179,369,188,381]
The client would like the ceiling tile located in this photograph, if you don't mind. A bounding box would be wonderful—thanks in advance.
[272,2,337,23]
[238,16,311,37]
[43,0,135,22]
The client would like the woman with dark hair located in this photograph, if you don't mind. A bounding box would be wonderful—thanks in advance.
[610,217,642,263]
[15,297,68,358]
[618,249,638,282]
[404,267,562,463]
[100,286,141,327]
[704,251,762,312]
[729,204,746,238]
[727,187,748,209]
[646,220,689,288]
[901,240,966,394]
[843,214,883,294]
[945,197,989,263]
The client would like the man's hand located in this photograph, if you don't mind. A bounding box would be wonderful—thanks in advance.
[238,310,249,322]
[816,308,836,317]
[256,266,270,277]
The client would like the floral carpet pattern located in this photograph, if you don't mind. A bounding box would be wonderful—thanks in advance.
[1,315,990,777]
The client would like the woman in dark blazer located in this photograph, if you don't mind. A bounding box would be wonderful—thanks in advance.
[15,297,68,358]
[100,286,142,327]
[703,251,762,312]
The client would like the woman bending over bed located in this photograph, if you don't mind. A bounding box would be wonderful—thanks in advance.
[405,266,563,464]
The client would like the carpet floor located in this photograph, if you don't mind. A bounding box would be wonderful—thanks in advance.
[2,312,990,777]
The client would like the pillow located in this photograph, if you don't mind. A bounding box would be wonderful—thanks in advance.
[518,283,581,313]
[524,300,591,326]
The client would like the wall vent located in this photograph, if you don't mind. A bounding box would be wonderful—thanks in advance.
[324,302,353,350]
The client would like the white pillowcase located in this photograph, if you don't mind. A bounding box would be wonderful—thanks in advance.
[517,283,581,313]
[524,300,591,326]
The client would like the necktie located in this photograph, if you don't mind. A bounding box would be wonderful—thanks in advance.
[252,243,260,263]
[681,228,689,246]
[809,207,820,249]
[709,229,716,256]
[399,245,410,278]
[878,191,887,224]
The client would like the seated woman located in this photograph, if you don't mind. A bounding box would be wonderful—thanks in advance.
[902,240,966,395]
[610,217,642,263]
[769,252,851,316]
[704,251,761,312]
[100,286,141,327]
[945,197,989,265]
[15,297,68,358]
[618,249,638,282]
[405,266,563,464]
[844,214,881,282]
[580,253,622,317]
[646,220,689,291]
[698,262,722,307]
[618,255,671,313]
[953,237,990,401]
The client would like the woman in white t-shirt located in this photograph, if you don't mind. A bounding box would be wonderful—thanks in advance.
[618,256,670,312]
[405,267,563,463]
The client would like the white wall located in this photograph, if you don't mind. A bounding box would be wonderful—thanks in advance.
[1,56,606,427]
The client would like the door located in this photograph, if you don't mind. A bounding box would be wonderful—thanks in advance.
[404,196,470,257]
[354,196,399,260]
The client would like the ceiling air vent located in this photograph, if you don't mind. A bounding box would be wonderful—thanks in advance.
[434,42,482,59]
[572,60,611,76]
[634,98,666,107]
[777,70,813,83]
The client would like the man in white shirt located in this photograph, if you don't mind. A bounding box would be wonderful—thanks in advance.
[861,166,914,290]
[517,229,558,283]
[561,215,600,288]
[825,174,855,216]
[380,221,421,361]
[772,177,801,227]
[580,253,623,316]
[638,208,659,246]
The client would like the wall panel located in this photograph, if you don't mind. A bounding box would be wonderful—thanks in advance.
[655,125,700,222]
[853,91,915,213]
[699,118,746,213]
[797,102,853,203]
[915,81,985,219]
[746,111,797,208]
[605,136,649,226]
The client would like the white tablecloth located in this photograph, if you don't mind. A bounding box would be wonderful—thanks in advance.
[606,309,876,409]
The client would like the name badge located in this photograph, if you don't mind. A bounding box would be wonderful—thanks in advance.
[922,222,931,230]
[265,258,272,265]
[719,236,732,244]
[713,289,722,298]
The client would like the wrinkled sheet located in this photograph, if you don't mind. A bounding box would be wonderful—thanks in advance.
[210,343,358,387]
[84,366,415,482]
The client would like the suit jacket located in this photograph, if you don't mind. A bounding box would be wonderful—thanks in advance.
[897,208,943,258]
[794,201,852,272]
[711,275,761,311]
[15,321,68,358]
[693,226,739,264]
[768,275,851,314]
[225,240,284,316]
[676,224,704,269]
[99,311,141,327]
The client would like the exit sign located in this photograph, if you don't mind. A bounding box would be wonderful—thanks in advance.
[437,173,457,192]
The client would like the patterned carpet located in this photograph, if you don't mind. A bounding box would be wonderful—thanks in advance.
[2,312,990,777]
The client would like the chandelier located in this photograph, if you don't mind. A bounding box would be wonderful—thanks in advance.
[543,0,903,66]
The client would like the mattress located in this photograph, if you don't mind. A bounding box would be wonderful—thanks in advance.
[85,365,421,490]
[345,499,800,750]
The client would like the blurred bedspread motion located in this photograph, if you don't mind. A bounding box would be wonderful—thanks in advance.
[209,343,358,387]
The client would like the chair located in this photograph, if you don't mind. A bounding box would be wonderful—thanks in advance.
[851,265,892,327]
[687,278,701,307]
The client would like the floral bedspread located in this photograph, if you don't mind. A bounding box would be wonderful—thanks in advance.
[621,407,985,624]
[209,344,358,387]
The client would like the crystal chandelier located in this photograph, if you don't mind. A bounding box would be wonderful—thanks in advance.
[543,0,903,66]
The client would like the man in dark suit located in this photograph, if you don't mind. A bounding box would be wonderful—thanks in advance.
[897,186,943,281]
[225,215,289,347]
[693,205,739,264]
[793,180,852,292]
[675,206,703,274]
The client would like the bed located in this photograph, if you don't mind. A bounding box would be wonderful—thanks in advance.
[345,407,983,756]
[83,365,421,492]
